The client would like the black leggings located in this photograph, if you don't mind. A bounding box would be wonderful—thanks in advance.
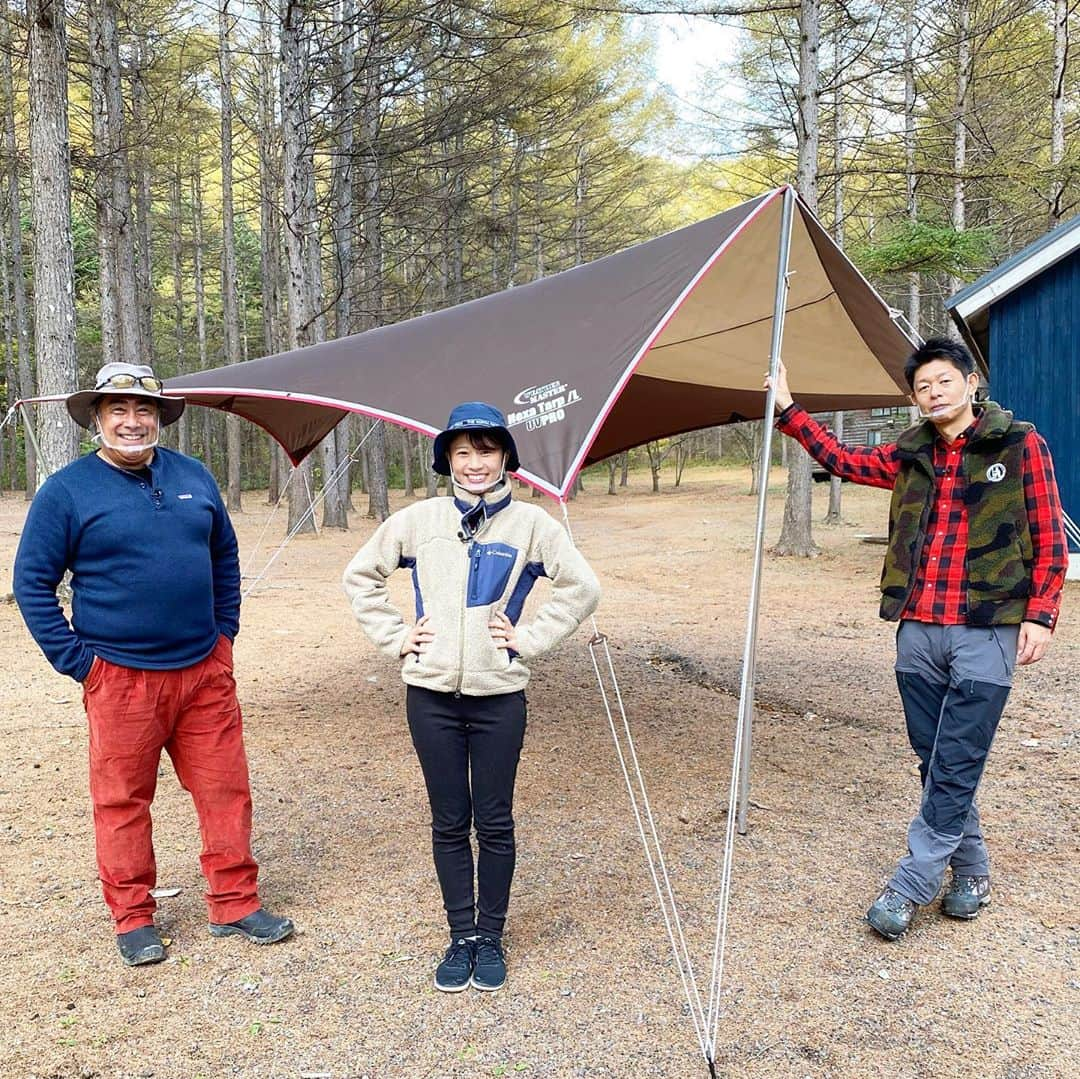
[406,685,527,938]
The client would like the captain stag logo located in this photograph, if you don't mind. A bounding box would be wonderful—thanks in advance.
[507,380,583,431]
[986,463,1007,483]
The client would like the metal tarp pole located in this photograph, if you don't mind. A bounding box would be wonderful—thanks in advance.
[735,185,795,835]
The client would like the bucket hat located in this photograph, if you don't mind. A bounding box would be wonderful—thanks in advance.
[66,362,186,429]
[432,401,520,475]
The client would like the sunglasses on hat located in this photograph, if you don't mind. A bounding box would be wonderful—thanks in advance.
[95,373,163,393]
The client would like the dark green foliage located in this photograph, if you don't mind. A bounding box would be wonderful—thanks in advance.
[854,221,999,280]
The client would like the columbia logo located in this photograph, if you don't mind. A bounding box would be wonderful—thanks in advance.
[178,493,193,500]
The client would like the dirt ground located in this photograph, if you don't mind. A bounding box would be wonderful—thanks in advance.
[0,466,1077,1079]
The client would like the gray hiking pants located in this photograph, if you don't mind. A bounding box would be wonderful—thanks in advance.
[888,621,1018,905]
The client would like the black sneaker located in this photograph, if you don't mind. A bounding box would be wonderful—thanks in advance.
[209,907,294,944]
[434,937,475,993]
[117,925,166,967]
[941,874,991,919]
[471,935,506,992]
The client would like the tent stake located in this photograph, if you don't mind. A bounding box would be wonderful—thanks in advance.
[735,185,795,836]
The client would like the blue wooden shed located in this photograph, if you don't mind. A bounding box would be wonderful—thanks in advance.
[947,218,1080,579]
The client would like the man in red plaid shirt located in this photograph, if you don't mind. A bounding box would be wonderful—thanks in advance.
[768,337,1067,940]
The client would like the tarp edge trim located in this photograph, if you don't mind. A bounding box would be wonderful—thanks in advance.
[556,186,787,497]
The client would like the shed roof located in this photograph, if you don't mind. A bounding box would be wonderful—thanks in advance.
[947,213,1080,363]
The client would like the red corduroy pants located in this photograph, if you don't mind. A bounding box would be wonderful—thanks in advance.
[82,634,261,934]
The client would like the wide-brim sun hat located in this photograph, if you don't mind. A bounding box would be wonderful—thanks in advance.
[66,362,186,429]
[432,401,520,476]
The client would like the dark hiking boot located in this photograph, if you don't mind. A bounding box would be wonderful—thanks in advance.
[941,874,991,919]
[117,925,166,967]
[471,935,506,992]
[434,937,475,993]
[866,887,917,940]
[209,908,294,944]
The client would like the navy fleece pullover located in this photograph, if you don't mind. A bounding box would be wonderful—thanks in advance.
[13,448,240,682]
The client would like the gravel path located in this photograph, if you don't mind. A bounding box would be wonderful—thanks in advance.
[1,469,1076,1078]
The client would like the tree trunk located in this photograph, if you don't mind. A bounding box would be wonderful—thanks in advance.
[949,1,970,300]
[402,427,414,496]
[831,23,843,247]
[366,422,389,521]
[646,442,661,492]
[827,71,845,529]
[774,439,818,557]
[191,153,212,472]
[218,2,243,510]
[280,0,318,533]
[93,0,141,363]
[776,0,820,557]
[337,419,356,510]
[131,30,154,364]
[533,172,545,280]
[267,443,280,504]
[506,135,524,286]
[795,0,820,214]
[1,219,12,487]
[1050,0,1067,222]
[424,429,438,497]
[1,7,35,492]
[825,411,844,523]
[320,0,357,531]
[574,141,587,265]
[360,30,389,521]
[415,433,426,488]
[904,0,920,333]
[27,0,79,480]
[675,443,687,486]
[257,0,284,504]
[607,457,617,495]
[87,0,120,368]
[620,451,629,487]
[169,161,190,454]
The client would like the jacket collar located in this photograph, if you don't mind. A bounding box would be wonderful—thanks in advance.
[452,477,513,540]
[897,401,1012,456]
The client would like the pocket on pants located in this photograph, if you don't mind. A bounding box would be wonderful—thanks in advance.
[986,626,1018,685]
[82,656,105,694]
[213,634,235,673]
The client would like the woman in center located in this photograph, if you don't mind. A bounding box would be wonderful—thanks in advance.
[343,402,601,993]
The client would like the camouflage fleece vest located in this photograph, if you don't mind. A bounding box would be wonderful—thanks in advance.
[879,402,1033,625]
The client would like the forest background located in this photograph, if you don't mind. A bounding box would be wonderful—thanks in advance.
[0,0,1076,548]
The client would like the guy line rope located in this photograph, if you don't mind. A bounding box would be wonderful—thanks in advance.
[242,419,384,598]
[560,489,759,1074]
[556,186,795,1075]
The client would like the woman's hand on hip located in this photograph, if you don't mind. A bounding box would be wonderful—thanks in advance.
[401,614,435,656]
[489,611,518,652]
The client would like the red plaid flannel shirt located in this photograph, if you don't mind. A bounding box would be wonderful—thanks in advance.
[777,404,1067,628]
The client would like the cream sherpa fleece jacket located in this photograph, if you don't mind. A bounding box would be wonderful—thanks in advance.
[342,479,600,696]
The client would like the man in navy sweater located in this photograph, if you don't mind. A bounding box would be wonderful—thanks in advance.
[14,362,293,966]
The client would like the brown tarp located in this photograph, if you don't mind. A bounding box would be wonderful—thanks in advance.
[167,187,914,498]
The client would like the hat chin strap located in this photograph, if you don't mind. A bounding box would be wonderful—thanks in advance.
[449,452,508,496]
